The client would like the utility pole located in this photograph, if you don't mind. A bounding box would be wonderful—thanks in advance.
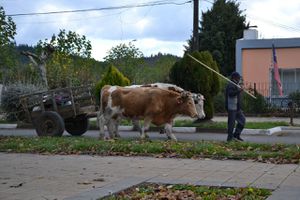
[192,0,199,51]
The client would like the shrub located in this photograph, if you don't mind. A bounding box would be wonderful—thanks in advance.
[213,79,227,113]
[242,88,269,114]
[1,82,45,121]
[94,65,130,104]
[213,92,226,113]
[289,90,300,108]
[169,51,220,119]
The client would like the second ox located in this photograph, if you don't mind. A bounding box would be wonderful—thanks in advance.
[97,85,199,141]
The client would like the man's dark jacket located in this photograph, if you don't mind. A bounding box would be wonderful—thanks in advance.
[225,81,242,111]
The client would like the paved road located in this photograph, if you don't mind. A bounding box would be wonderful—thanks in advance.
[1,128,300,144]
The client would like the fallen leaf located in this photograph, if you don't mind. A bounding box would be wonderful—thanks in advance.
[10,182,25,188]
[93,178,105,182]
[77,181,92,185]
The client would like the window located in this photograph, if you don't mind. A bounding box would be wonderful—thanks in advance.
[271,68,300,96]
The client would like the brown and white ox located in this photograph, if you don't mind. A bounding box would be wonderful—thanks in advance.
[97,85,199,141]
[109,83,205,138]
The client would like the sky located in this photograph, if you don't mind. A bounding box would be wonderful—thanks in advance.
[1,0,300,61]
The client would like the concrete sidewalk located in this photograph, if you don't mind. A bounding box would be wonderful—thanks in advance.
[0,153,299,200]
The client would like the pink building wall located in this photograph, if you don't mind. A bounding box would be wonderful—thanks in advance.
[241,48,300,96]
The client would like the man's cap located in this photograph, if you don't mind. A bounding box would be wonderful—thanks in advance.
[231,72,241,79]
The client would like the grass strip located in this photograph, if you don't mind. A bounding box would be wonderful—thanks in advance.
[88,119,292,129]
[0,136,299,164]
[102,183,272,200]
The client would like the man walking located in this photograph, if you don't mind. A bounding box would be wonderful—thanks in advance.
[225,72,246,142]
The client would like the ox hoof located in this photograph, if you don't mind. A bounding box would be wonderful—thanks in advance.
[167,135,178,142]
[140,136,151,141]
[140,134,149,139]
[159,129,166,134]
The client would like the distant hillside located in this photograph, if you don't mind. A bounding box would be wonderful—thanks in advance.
[15,46,181,81]
[143,53,181,66]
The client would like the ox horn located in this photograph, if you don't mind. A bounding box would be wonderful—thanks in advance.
[180,91,190,99]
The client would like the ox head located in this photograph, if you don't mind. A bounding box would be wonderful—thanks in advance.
[192,93,206,119]
[176,91,198,118]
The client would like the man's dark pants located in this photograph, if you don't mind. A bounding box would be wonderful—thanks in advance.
[227,110,246,141]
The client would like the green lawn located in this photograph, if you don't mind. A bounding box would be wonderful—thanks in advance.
[1,136,299,164]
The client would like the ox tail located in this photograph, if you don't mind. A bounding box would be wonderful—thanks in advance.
[96,86,106,129]
[99,87,106,114]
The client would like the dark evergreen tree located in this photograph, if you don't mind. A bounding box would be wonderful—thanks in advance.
[185,0,248,76]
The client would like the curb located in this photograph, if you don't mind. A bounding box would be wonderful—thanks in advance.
[2,124,300,136]
[0,124,17,129]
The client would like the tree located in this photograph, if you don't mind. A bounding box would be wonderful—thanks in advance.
[135,53,179,84]
[0,6,17,82]
[36,29,94,88]
[169,51,220,119]
[0,6,16,46]
[94,65,130,103]
[21,45,55,88]
[37,29,92,58]
[104,42,144,82]
[186,0,248,76]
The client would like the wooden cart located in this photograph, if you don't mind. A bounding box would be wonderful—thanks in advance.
[19,86,98,137]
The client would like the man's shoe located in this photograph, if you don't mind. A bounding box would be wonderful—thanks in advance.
[234,136,244,141]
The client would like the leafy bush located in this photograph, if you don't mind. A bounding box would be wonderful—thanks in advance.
[242,88,269,114]
[289,90,300,107]
[94,65,130,103]
[169,51,220,119]
[213,92,226,113]
[1,82,45,121]
[213,78,227,113]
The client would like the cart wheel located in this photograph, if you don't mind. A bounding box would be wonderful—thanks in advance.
[65,116,89,136]
[34,111,65,137]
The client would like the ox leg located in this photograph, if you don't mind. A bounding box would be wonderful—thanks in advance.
[140,118,151,139]
[165,123,177,142]
[114,118,121,138]
[97,112,105,140]
[132,119,141,132]
[107,119,116,139]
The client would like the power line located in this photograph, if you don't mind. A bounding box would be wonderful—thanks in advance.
[247,15,300,33]
[7,0,192,17]
[203,0,214,4]
[12,9,129,25]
